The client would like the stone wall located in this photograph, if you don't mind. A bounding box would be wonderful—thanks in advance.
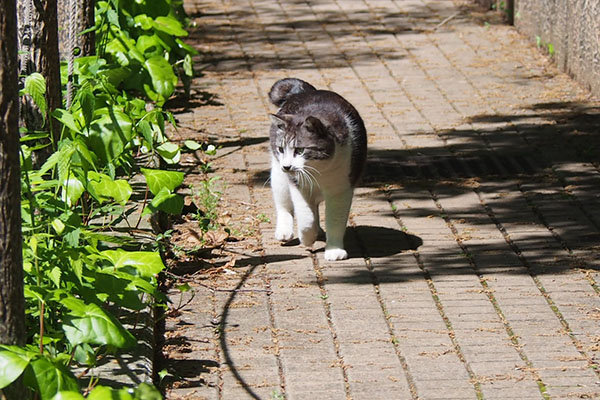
[513,0,600,96]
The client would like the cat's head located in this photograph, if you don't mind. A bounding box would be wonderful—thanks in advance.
[269,113,335,173]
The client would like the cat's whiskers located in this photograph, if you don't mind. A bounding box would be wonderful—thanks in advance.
[262,176,272,188]
[303,165,321,177]
[298,166,319,193]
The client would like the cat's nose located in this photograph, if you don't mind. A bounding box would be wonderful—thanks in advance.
[282,165,292,172]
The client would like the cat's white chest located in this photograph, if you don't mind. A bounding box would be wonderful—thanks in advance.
[303,143,352,196]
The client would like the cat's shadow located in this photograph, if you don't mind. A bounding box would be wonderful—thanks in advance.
[346,225,423,258]
[284,225,422,259]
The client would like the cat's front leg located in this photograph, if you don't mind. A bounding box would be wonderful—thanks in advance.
[290,186,319,247]
[324,187,353,261]
[271,163,294,242]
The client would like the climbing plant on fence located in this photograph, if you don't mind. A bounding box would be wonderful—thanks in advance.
[0,0,200,398]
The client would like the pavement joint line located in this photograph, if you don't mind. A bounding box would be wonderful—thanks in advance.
[211,284,225,400]
[472,188,600,380]
[241,141,288,400]
[310,252,353,400]
[429,188,551,399]
[348,217,420,400]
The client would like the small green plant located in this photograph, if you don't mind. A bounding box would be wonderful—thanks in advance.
[271,390,285,400]
[256,213,270,223]
[194,177,222,232]
[535,35,555,57]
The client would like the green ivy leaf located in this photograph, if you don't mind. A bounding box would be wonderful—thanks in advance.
[137,120,154,151]
[73,138,96,169]
[152,16,188,37]
[156,141,181,164]
[106,33,144,66]
[23,356,79,400]
[143,56,178,100]
[61,177,85,207]
[183,140,202,150]
[100,66,132,87]
[175,38,199,56]
[85,384,161,400]
[87,108,133,165]
[87,171,132,205]
[72,343,95,367]
[151,187,184,215]
[136,34,164,58]
[88,386,133,400]
[133,14,154,30]
[0,346,35,389]
[183,53,193,77]
[93,271,145,310]
[133,383,162,400]
[52,391,85,400]
[140,168,184,195]
[62,297,136,348]
[101,249,165,278]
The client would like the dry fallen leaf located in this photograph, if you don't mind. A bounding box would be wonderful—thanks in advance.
[203,229,229,247]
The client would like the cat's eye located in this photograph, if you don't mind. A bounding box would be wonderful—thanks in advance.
[277,146,284,153]
[294,147,305,155]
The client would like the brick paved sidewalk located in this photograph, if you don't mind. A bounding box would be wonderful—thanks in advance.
[163,1,600,399]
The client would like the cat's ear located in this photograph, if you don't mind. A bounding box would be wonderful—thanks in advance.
[269,114,290,130]
[303,116,326,135]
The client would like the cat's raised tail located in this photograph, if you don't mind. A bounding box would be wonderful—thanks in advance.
[268,78,317,107]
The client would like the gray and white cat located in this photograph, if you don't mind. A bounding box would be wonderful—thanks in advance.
[268,78,367,261]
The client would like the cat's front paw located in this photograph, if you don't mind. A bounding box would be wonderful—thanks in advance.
[299,227,318,247]
[275,225,294,242]
[324,248,348,261]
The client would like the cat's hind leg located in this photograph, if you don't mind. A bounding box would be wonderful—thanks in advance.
[271,165,294,242]
[324,187,353,261]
